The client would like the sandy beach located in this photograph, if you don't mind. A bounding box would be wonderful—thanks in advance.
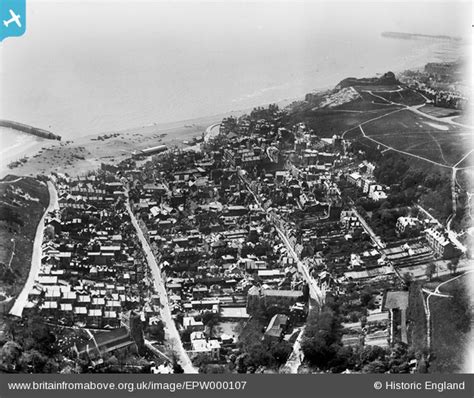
[0,111,244,179]
[0,94,304,180]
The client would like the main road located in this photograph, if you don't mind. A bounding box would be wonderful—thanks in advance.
[239,174,325,306]
[10,180,58,317]
[124,190,197,373]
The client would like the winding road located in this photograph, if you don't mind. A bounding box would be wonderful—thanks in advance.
[9,181,58,317]
[343,87,472,253]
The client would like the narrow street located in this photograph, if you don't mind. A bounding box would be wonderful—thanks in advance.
[351,207,386,249]
[124,191,197,373]
[9,181,58,317]
[239,174,325,306]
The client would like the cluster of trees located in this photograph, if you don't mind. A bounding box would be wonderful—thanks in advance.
[373,153,452,220]
[250,104,281,122]
[300,303,345,372]
[348,147,453,222]
[234,319,292,373]
[0,314,64,373]
[99,347,150,373]
[301,296,417,373]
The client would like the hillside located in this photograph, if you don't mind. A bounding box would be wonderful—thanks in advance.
[336,71,399,89]
[0,176,49,305]
[286,70,471,228]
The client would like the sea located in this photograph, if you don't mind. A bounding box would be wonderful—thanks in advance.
[0,1,470,140]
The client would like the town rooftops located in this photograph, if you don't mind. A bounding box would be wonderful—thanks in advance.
[265,314,289,338]
[263,289,303,298]
[348,172,362,181]
[89,326,134,354]
[220,307,249,319]
[425,228,452,247]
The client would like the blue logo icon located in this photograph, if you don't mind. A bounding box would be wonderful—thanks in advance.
[1,0,26,42]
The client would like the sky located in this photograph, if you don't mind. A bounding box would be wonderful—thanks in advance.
[5,1,473,45]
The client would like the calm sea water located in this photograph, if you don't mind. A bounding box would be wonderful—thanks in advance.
[0,2,470,139]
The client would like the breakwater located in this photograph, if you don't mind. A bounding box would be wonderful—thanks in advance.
[0,120,61,141]
[382,31,462,42]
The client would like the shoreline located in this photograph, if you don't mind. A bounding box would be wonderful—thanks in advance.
[0,59,459,180]
[0,96,301,180]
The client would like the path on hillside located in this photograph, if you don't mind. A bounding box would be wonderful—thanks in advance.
[365,90,473,129]
[9,181,58,317]
[0,177,23,184]
[340,107,405,139]
[423,269,474,349]
[358,125,451,169]
[358,122,468,253]
[124,190,197,373]
[342,87,473,249]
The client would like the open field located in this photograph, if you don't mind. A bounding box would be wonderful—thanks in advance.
[419,104,460,119]
[349,85,401,91]
[354,109,472,168]
[453,149,474,170]
[452,114,473,125]
[368,88,426,106]
[290,107,398,138]
[333,92,402,112]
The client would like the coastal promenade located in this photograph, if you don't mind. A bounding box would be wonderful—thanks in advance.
[124,190,197,373]
[204,123,221,142]
[9,181,58,317]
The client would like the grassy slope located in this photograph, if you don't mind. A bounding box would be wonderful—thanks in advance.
[407,283,427,353]
[0,176,49,300]
[294,84,470,173]
[429,278,471,373]
[361,110,470,167]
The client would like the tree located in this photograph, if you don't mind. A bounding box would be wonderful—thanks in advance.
[18,349,48,373]
[362,359,387,373]
[269,340,292,366]
[148,321,165,342]
[201,311,220,330]
[301,307,342,370]
[425,263,436,280]
[236,354,248,373]
[172,358,184,374]
[360,345,387,365]
[0,341,22,371]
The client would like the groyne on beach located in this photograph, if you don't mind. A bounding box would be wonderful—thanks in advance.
[0,120,62,141]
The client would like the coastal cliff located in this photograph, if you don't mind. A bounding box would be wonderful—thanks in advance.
[305,71,399,104]
[0,120,61,141]
[336,71,399,90]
